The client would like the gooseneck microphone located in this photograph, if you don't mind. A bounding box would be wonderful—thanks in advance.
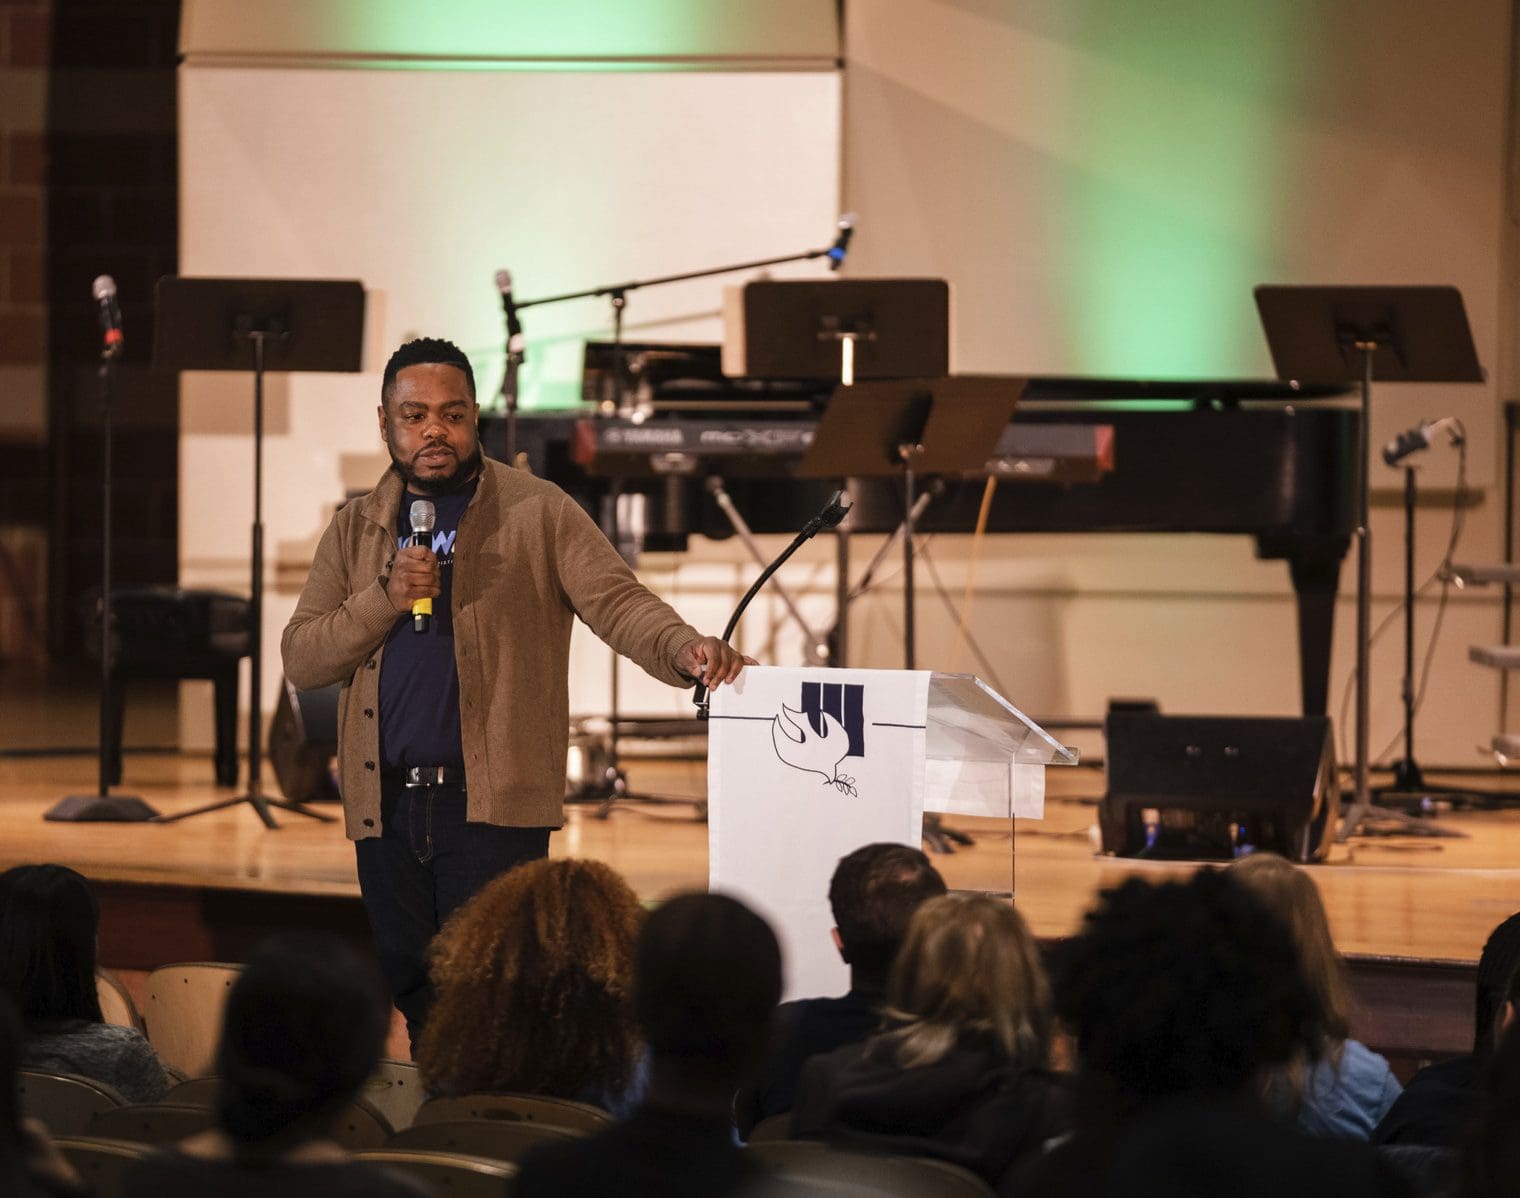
[93,275,123,359]
[693,489,852,717]
[409,499,436,634]
[827,214,856,272]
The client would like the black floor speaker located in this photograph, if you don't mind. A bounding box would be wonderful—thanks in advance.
[268,678,341,804]
[1100,712,1338,862]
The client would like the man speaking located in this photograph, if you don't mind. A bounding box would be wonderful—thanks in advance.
[282,337,748,1043]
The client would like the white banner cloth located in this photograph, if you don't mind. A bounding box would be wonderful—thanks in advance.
[709,666,930,1002]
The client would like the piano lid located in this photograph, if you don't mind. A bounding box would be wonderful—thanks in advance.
[579,341,1350,410]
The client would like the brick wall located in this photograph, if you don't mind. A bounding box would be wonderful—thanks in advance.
[44,0,180,656]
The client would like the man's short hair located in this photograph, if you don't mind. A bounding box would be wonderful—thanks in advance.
[635,892,781,1073]
[828,843,946,977]
[1050,870,1324,1109]
[381,337,476,406]
[1477,912,1520,1057]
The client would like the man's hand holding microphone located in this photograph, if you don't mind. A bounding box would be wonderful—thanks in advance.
[386,499,438,633]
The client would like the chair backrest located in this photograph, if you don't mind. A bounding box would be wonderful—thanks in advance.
[160,1076,391,1148]
[96,970,144,1032]
[17,1070,126,1136]
[89,1102,216,1144]
[747,1112,793,1142]
[416,1092,614,1134]
[363,1058,426,1133]
[162,1076,222,1107]
[53,1136,154,1198]
[143,962,242,1078]
[389,1118,582,1164]
[747,1141,996,1198]
[353,1148,517,1197]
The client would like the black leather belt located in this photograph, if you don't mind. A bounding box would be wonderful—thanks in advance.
[401,765,467,789]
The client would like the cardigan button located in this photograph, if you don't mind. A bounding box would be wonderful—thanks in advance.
[364,761,375,771]
[363,818,375,828]
[364,708,374,718]
[366,659,376,670]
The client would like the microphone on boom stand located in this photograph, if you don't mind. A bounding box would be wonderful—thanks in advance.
[693,489,852,718]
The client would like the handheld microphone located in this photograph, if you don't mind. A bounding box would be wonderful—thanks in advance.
[693,489,852,717]
[409,499,436,634]
[1382,416,1461,466]
[495,269,526,361]
[827,214,856,272]
[93,275,123,359]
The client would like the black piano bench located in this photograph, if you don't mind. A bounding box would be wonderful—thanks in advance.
[82,586,251,788]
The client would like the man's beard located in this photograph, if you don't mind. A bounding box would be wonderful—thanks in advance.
[391,441,484,495]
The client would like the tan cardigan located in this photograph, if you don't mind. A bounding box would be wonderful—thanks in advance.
[280,460,700,838]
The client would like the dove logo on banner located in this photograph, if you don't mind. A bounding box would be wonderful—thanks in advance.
[772,682,866,796]
[709,666,930,1000]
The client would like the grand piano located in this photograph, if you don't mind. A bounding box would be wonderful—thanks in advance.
[489,345,1356,717]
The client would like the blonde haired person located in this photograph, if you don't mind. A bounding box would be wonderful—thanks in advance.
[1231,852,1401,1139]
[790,893,1069,1186]
[416,858,647,1116]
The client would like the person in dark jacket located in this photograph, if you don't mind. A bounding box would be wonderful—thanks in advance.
[1006,871,1412,1198]
[790,892,1068,1186]
[515,893,783,1198]
[736,842,945,1137]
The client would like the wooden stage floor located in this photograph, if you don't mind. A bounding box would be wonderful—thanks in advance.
[3,750,1517,965]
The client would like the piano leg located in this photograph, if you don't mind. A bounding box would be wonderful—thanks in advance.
[1273,537,1349,719]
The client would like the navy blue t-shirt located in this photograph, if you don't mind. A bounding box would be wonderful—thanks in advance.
[378,481,476,769]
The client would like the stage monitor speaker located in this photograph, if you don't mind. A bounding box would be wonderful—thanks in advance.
[1100,712,1338,863]
[268,678,340,804]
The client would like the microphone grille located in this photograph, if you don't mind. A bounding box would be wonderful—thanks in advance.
[495,269,512,293]
[92,274,117,302]
[410,499,436,533]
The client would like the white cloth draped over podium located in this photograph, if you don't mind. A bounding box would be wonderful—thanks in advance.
[708,666,1078,1000]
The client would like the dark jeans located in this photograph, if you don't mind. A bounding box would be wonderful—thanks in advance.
[355,775,550,1049]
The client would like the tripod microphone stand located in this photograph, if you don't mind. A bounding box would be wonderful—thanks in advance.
[1376,423,1503,812]
[47,276,159,823]
[509,218,857,815]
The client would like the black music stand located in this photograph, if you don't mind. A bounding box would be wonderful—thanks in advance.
[151,277,366,828]
[724,279,951,383]
[798,377,1024,668]
[1254,285,1483,842]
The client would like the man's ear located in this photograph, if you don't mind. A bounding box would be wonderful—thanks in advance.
[1502,999,1517,1036]
[831,927,848,963]
[377,404,389,444]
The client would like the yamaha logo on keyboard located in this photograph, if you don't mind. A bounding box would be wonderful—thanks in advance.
[604,426,686,448]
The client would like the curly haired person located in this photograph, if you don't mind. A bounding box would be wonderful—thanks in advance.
[416,858,647,1116]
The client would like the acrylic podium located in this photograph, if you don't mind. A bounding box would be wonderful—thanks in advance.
[707,666,1077,999]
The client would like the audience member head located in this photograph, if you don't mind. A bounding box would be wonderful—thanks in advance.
[214,934,389,1157]
[827,843,946,992]
[1230,852,1352,1042]
[0,865,103,1027]
[1475,911,1520,1058]
[418,858,645,1103]
[879,893,1051,1072]
[1461,1004,1520,1198]
[1050,871,1323,1117]
[636,892,781,1096]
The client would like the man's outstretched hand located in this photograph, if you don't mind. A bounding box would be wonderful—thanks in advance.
[676,637,757,689]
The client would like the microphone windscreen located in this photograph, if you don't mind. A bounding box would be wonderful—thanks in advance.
[495,269,513,294]
[92,274,117,302]
[410,499,436,534]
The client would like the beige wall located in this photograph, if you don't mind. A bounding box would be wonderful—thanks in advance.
[178,0,1520,770]
[178,56,842,748]
[840,0,1515,764]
